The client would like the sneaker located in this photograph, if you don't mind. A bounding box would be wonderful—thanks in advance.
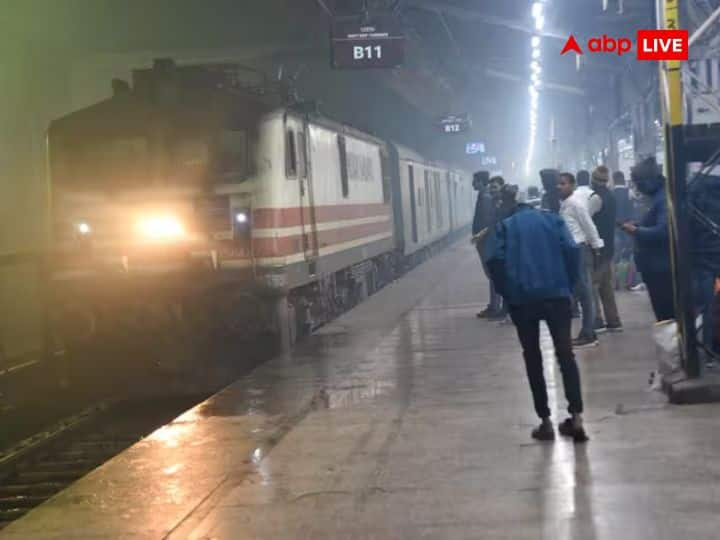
[573,335,599,349]
[606,324,623,333]
[630,283,646,292]
[477,307,500,319]
[487,313,508,322]
[531,422,555,442]
[558,418,590,443]
[594,321,607,334]
[498,316,514,326]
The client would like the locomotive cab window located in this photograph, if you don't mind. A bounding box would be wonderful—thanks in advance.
[297,131,308,179]
[55,134,151,189]
[216,129,249,182]
[286,129,298,179]
[170,136,211,186]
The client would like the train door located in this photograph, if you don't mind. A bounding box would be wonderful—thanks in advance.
[447,172,455,230]
[408,165,418,243]
[292,122,318,273]
[424,169,432,233]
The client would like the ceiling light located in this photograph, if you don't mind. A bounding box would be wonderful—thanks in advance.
[532,48,541,59]
[535,15,545,31]
[531,36,541,48]
[532,2,543,19]
[531,61,540,71]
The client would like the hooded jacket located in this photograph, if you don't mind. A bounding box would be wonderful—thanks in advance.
[487,204,580,306]
[540,169,560,213]
[633,175,671,274]
[472,189,496,235]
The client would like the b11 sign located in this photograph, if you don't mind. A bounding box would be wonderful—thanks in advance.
[331,16,405,69]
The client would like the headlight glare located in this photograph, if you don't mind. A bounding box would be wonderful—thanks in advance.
[136,215,185,240]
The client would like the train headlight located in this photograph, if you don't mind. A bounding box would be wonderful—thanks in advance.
[136,215,185,241]
[235,211,249,224]
[76,222,92,236]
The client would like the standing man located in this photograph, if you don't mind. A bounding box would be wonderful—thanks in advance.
[487,188,589,442]
[613,171,633,263]
[558,172,604,348]
[621,158,675,321]
[472,171,503,319]
[540,169,561,213]
[588,166,623,333]
[575,170,594,205]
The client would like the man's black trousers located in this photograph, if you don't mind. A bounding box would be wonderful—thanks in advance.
[508,297,584,419]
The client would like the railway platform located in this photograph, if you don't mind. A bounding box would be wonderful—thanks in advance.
[3,242,720,539]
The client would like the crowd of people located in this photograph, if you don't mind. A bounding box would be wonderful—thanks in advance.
[469,156,710,444]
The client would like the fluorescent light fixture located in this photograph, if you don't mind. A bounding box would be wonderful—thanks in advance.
[532,48,541,59]
[531,61,541,71]
[531,36,541,48]
[532,2,543,19]
[535,15,545,31]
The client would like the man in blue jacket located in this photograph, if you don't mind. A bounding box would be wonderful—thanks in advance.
[487,190,588,443]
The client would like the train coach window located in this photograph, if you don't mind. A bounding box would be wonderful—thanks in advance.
[286,129,298,179]
[337,134,349,198]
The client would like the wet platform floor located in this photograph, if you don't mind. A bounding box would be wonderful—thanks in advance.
[4,242,720,539]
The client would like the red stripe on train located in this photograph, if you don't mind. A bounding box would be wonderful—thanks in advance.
[253,203,391,229]
[252,221,392,257]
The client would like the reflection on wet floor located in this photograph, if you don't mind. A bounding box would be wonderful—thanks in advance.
[7,244,720,540]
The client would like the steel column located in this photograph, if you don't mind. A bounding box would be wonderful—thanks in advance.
[659,0,700,376]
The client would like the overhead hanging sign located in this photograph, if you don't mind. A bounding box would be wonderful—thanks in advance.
[331,16,405,69]
[465,142,485,155]
[481,156,497,166]
[439,114,471,134]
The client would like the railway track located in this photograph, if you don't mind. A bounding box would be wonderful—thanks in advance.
[0,397,199,530]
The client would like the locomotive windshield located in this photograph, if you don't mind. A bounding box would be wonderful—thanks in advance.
[52,134,151,191]
[51,127,251,191]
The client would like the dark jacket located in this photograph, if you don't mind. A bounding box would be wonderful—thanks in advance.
[540,169,560,214]
[689,174,720,272]
[487,204,580,306]
[591,185,616,260]
[634,185,671,274]
[614,186,633,223]
[472,190,495,235]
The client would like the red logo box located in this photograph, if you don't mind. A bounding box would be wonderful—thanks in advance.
[637,29,688,61]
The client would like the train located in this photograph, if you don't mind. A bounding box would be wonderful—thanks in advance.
[47,59,473,363]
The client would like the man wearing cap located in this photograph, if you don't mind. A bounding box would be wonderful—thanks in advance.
[588,166,623,333]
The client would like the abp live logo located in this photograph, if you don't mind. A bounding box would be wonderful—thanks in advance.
[561,30,688,61]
